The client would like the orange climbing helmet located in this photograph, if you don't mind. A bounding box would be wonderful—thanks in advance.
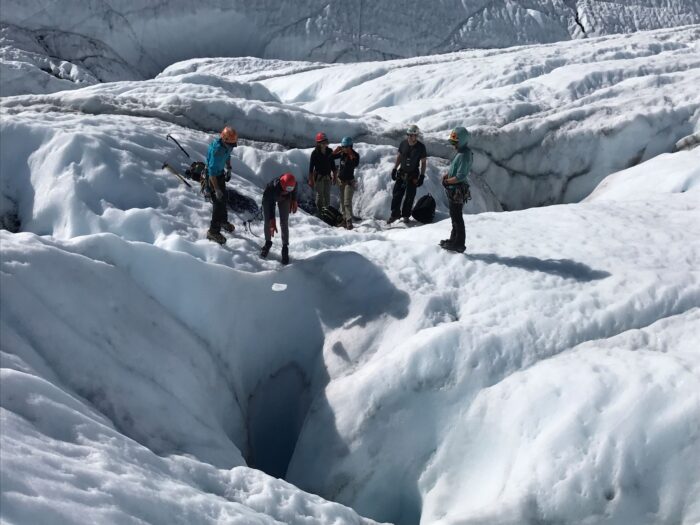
[221,126,238,144]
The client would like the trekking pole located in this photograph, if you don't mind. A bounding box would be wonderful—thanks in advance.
[166,134,191,160]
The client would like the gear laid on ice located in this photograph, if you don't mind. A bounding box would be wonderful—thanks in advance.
[161,162,193,187]
[207,230,226,245]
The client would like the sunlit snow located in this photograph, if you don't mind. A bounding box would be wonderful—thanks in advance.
[1,14,699,525]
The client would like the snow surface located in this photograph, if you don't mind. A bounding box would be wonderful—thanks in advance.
[1,0,699,91]
[1,21,700,525]
[3,25,699,210]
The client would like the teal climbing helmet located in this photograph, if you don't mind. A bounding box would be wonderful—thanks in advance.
[340,136,353,147]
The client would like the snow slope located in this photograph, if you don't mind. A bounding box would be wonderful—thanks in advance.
[1,23,700,525]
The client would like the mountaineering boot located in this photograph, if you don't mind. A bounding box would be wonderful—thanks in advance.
[386,215,400,224]
[443,242,466,253]
[402,217,410,224]
[222,221,235,233]
[281,245,289,265]
[207,230,226,245]
[345,219,353,230]
[439,239,451,247]
[260,241,272,259]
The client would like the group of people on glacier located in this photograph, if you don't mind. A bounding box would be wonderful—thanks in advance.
[201,123,473,264]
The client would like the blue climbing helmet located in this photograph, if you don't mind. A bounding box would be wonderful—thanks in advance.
[340,136,353,147]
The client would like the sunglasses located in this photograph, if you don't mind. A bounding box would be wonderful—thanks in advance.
[407,133,418,137]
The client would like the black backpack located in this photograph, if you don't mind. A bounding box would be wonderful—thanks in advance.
[411,194,436,223]
[185,161,207,182]
[319,206,344,226]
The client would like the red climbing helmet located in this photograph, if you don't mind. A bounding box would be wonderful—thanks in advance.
[315,132,328,143]
[280,173,296,193]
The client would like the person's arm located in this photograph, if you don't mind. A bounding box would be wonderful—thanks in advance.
[206,142,218,178]
[290,186,298,213]
[417,156,427,186]
[262,186,276,219]
[350,149,360,167]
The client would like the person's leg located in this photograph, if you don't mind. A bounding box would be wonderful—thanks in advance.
[320,176,331,210]
[454,202,465,248]
[210,177,225,232]
[342,184,353,221]
[342,183,355,228]
[219,176,229,225]
[263,202,272,244]
[401,178,417,218]
[390,179,406,219]
[279,199,290,246]
[450,200,462,245]
[449,200,465,250]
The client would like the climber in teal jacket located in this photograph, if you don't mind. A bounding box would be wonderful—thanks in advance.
[440,126,472,253]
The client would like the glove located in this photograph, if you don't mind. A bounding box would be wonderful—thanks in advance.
[417,174,425,187]
[269,219,277,237]
[411,176,419,186]
[308,176,315,188]
[291,200,298,214]
[215,188,224,200]
[391,167,398,181]
[442,175,449,187]
[225,169,231,182]
[332,146,342,155]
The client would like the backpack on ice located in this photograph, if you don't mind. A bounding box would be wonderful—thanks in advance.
[186,161,206,182]
[319,206,343,226]
[411,194,436,223]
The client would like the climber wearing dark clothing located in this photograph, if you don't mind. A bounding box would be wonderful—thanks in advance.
[331,136,360,229]
[388,124,427,224]
[260,173,298,264]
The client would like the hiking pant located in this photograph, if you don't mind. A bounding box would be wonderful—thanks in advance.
[315,175,332,213]
[263,198,290,246]
[391,174,418,218]
[209,175,228,233]
[340,181,355,221]
[449,200,465,248]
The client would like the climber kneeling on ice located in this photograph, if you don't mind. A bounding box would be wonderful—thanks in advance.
[260,173,298,265]
[205,126,238,244]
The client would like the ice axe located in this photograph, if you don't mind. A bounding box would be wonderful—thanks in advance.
[161,162,192,187]
[166,134,191,160]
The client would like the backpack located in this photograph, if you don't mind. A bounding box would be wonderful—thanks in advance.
[226,188,259,215]
[411,194,436,223]
[185,161,207,182]
[319,206,344,227]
